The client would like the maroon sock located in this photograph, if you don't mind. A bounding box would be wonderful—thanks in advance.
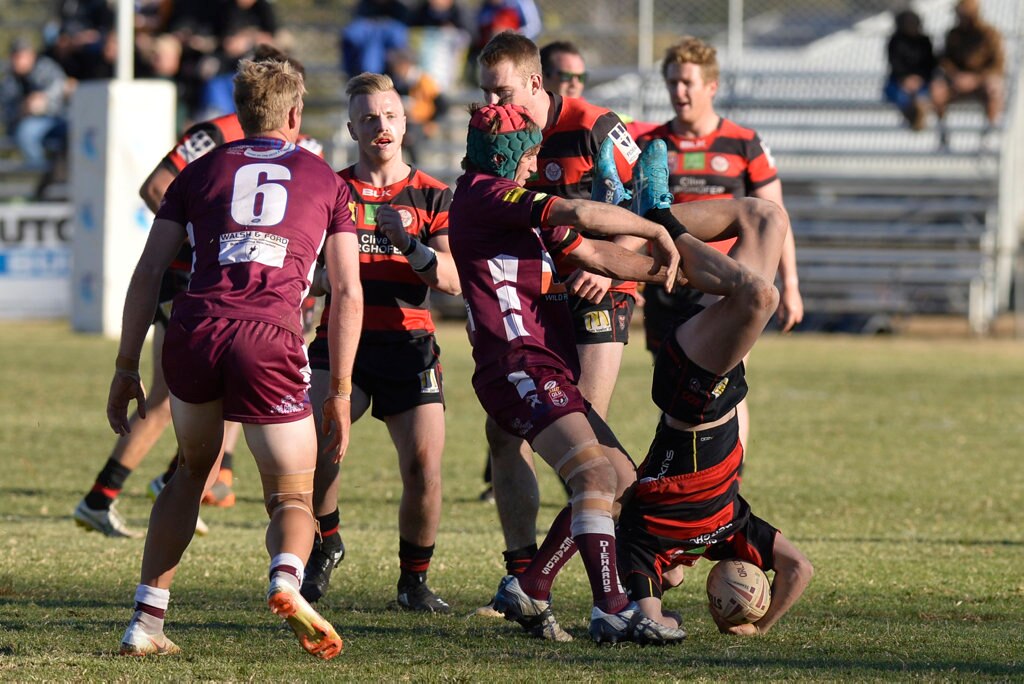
[517,506,576,600]
[575,530,629,614]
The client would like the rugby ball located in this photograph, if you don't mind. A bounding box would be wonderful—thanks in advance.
[706,559,771,625]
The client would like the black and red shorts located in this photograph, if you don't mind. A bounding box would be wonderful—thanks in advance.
[641,283,704,354]
[308,334,444,420]
[651,330,747,424]
[569,291,635,345]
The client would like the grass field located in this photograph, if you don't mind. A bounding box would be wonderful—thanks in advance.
[1,319,1022,681]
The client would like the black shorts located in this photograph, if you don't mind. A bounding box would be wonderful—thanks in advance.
[651,331,747,424]
[308,334,444,420]
[642,283,704,354]
[152,268,190,327]
[569,291,635,345]
[617,418,777,600]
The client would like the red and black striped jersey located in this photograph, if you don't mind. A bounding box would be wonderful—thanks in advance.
[317,167,453,343]
[631,434,744,547]
[158,113,324,175]
[639,117,777,255]
[530,94,641,294]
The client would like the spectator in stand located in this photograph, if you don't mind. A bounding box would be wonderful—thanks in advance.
[45,0,115,81]
[407,0,472,92]
[409,0,471,31]
[540,40,586,99]
[931,0,1004,147]
[1,38,68,171]
[212,0,279,46]
[466,0,543,83]
[884,9,936,131]
[387,48,446,162]
[340,0,410,77]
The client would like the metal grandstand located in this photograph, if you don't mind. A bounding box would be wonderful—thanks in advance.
[587,0,1024,333]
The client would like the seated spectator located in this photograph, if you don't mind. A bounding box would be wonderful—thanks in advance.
[212,0,279,47]
[45,0,115,81]
[340,0,410,77]
[883,9,935,131]
[1,39,69,170]
[931,0,1004,146]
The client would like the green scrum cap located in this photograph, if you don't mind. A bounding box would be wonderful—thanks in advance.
[466,103,543,179]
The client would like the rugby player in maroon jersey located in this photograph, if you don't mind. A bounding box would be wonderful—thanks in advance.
[473,31,649,602]
[638,36,804,456]
[301,73,460,613]
[106,59,361,660]
[74,45,324,537]
[449,102,686,645]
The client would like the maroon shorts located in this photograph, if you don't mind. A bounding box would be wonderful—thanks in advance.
[163,316,312,424]
[474,365,588,444]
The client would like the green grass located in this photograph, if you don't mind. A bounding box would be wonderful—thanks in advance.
[1,320,1022,681]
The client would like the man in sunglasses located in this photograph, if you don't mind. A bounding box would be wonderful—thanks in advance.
[541,40,587,99]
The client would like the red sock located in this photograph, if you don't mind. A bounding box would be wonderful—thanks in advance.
[517,506,575,600]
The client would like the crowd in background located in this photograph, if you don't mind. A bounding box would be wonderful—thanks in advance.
[884,0,1003,147]
[0,0,1013,185]
[0,0,547,181]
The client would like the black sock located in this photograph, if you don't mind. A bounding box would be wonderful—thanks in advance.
[220,451,233,471]
[503,544,538,577]
[316,509,341,544]
[84,458,133,510]
[398,538,434,587]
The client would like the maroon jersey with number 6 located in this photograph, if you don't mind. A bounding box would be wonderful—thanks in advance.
[156,137,354,336]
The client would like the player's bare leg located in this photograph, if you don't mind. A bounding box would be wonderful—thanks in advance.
[120,395,222,656]
[485,415,540,555]
[575,341,623,419]
[76,326,172,539]
[247,417,343,660]
[386,403,449,612]
[141,396,224,588]
[301,368,363,603]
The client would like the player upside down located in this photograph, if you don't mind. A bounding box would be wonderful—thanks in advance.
[615,139,814,636]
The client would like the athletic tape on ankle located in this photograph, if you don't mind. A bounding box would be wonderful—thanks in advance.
[135,584,170,610]
[569,509,615,537]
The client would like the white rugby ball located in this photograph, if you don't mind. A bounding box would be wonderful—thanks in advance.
[706,559,771,625]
